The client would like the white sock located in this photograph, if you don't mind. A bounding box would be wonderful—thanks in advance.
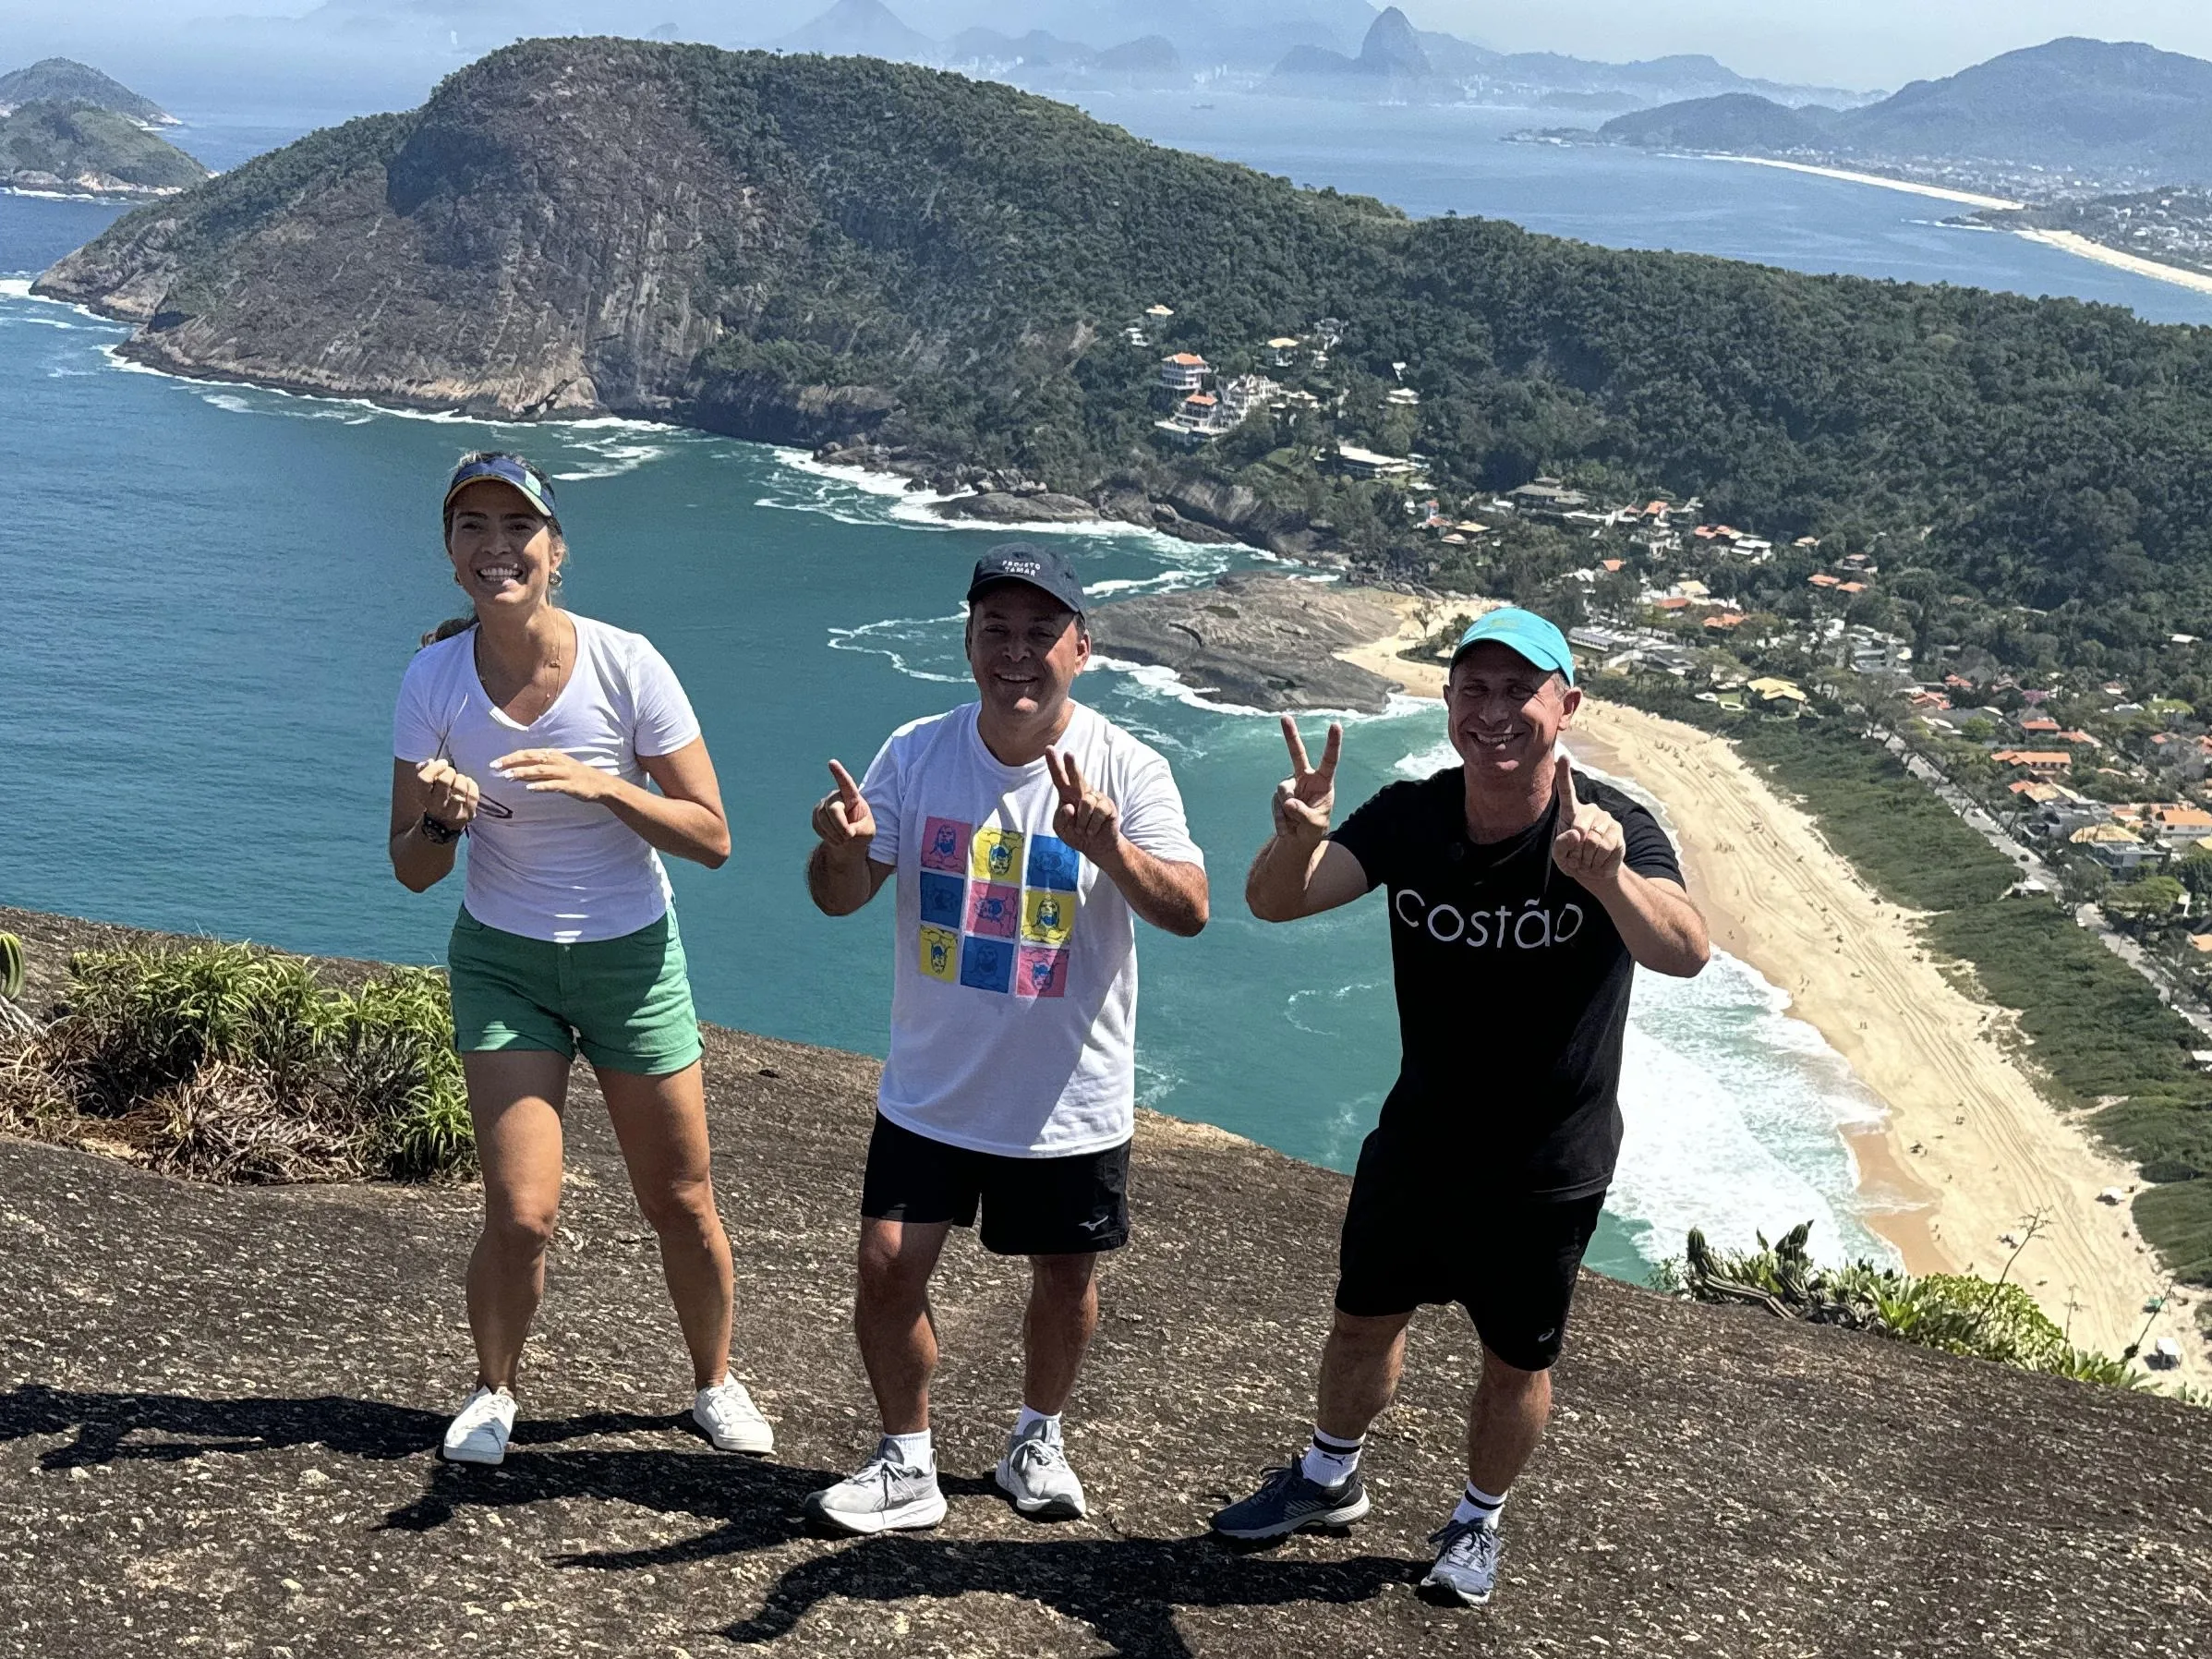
[1451,1482,1507,1530]
[884,1429,934,1472]
[1299,1428,1363,1487]
[1014,1404,1062,1443]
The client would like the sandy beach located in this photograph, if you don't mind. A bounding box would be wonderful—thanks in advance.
[1698,154,2024,212]
[1346,598,2205,1386]
[2013,227,2212,298]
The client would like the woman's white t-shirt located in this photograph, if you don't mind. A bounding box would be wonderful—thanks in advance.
[859,701,1203,1157]
[393,614,702,944]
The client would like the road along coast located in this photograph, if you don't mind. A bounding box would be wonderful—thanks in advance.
[1336,616,2203,1384]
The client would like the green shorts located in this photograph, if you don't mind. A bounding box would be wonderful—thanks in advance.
[447,906,703,1077]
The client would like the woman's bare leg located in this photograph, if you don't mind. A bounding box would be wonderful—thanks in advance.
[598,1060,734,1389]
[462,1049,573,1391]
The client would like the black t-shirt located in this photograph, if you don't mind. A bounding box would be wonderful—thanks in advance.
[1328,766,1684,1201]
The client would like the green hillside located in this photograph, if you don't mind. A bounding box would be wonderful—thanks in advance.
[1,101,207,192]
[0,57,172,125]
[38,39,2212,684]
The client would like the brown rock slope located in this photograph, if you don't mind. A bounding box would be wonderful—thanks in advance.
[1,906,2208,1657]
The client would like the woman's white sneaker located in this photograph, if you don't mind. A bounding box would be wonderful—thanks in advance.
[441,1386,516,1465]
[693,1378,775,1456]
[804,1440,949,1535]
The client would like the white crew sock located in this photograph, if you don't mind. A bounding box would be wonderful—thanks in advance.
[1299,1428,1364,1488]
[1451,1481,1507,1531]
[884,1429,935,1472]
[1013,1404,1063,1443]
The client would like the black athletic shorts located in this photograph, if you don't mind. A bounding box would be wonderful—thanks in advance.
[1335,1130,1605,1373]
[859,1112,1130,1256]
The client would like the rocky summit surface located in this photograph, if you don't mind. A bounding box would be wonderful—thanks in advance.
[2,905,2210,1657]
[1085,573,1408,713]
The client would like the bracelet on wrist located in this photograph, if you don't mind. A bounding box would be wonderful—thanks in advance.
[419,812,463,845]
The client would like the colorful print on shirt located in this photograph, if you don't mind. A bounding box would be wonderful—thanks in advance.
[915,818,1075,999]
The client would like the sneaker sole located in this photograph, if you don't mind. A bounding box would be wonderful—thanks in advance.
[1417,1573,1493,1609]
[994,1463,1086,1521]
[802,1489,949,1536]
[1211,1491,1371,1540]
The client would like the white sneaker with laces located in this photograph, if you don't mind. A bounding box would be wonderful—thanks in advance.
[995,1420,1087,1520]
[693,1377,775,1456]
[804,1439,948,1535]
[441,1386,516,1466]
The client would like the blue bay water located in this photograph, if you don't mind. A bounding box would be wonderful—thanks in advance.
[14,91,2201,1289]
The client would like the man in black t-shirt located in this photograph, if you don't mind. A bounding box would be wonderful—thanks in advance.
[1211,607,1710,1609]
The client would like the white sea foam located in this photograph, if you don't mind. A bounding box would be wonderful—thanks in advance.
[1614,951,1895,1270]
[826,611,972,684]
[1091,657,1435,723]
[0,278,32,298]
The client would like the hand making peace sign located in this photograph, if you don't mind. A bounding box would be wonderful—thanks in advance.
[1046,748,1121,858]
[812,759,876,857]
[1550,754,1626,886]
[1273,715,1343,843]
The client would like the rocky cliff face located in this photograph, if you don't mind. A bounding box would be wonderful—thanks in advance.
[38,45,899,438]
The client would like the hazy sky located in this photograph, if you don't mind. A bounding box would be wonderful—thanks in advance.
[1401,1,2212,89]
[2,1,2210,95]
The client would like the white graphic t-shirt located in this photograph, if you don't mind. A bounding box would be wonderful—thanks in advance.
[393,614,702,944]
[860,701,1203,1157]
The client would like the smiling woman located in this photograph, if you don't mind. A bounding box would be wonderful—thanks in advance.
[381,448,769,1472]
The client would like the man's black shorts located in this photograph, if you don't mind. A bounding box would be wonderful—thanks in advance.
[860,1112,1130,1256]
[1336,1130,1604,1372]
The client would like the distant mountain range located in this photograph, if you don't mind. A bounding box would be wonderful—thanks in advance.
[0,59,175,127]
[769,0,1867,107]
[1598,37,2212,188]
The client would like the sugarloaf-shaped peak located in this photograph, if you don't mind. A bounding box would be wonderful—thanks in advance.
[777,0,936,64]
[1359,7,1431,76]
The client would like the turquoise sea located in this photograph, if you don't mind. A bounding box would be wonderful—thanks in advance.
[8,95,2207,1286]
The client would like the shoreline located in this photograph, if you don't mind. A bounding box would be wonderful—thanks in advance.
[1693,152,2024,212]
[2013,226,2212,298]
[1344,603,2204,1385]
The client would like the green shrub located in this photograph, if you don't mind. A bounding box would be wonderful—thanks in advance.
[0,942,472,1184]
[1669,1223,2170,1398]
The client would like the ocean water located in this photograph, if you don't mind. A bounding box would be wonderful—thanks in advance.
[17,88,2200,1291]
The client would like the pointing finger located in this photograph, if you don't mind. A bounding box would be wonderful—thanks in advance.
[1281,714,1312,777]
[1317,721,1343,781]
[1554,753,1577,816]
[828,758,863,807]
[1062,753,1089,801]
[1045,748,1071,796]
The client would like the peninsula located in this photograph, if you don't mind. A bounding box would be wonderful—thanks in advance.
[1,903,2206,1654]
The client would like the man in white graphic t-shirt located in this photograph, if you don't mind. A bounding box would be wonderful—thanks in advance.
[803,541,1210,1534]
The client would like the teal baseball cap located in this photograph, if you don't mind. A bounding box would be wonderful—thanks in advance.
[1449,608,1576,684]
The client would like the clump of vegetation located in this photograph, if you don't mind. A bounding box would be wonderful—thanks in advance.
[1657,1222,2154,1393]
[0,941,472,1184]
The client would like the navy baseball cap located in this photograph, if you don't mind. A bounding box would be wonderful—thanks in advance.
[1449,608,1576,684]
[966,541,1087,616]
[443,452,558,523]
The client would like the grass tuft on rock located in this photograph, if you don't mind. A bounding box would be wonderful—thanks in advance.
[0,941,472,1183]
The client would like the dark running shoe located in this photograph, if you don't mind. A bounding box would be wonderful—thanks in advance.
[1210,1459,1371,1540]
[1420,1517,1503,1606]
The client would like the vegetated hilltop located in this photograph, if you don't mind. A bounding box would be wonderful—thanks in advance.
[0,57,175,126]
[1603,36,2212,185]
[37,37,2212,644]
[0,905,2206,1656]
[0,102,209,196]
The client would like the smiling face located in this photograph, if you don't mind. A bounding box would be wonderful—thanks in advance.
[965,582,1088,725]
[1446,641,1580,783]
[444,478,563,614]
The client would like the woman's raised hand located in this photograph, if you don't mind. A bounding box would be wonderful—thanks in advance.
[416,757,482,830]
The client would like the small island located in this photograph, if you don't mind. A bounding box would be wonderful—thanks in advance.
[0,100,206,198]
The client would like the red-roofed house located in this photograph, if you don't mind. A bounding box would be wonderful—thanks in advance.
[1159,353,1209,392]
[1704,612,1747,630]
[1808,573,1842,588]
